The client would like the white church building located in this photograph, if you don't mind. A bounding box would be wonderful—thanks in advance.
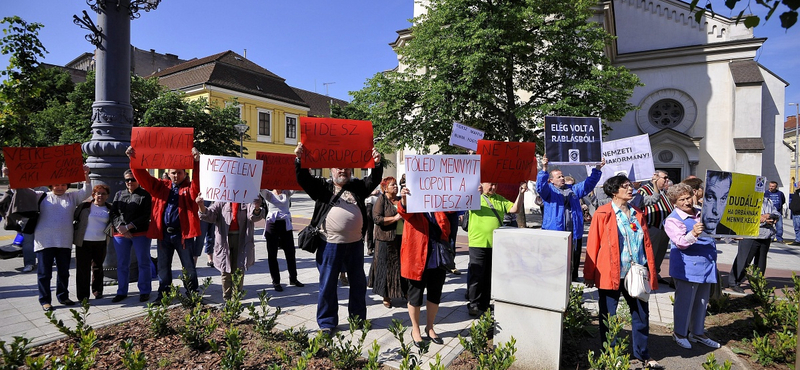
[388,0,789,188]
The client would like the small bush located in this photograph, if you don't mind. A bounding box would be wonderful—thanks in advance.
[44,299,93,340]
[0,336,32,370]
[564,284,593,338]
[178,302,218,350]
[220,325,246,370]
[221,270,246,325]
[145,287,177,337]
[702,353,732,370]
[247,289,282,339]
[119,339,146,370]
[587,315,630,370]
[458,309,494,358]
[326,316,371,369]
[477,337,516,370]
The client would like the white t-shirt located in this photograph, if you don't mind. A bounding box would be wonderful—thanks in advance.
[84,203,110,242]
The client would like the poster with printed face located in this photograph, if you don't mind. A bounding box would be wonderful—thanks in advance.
[449,122,485,151]
[130,127,194,170]
[3,144,85,188]
[544,116,602,165]
[596,134,655,184]
[701,170,766,238]
[477,140,537,184]
[200,155,263,203]
[404,154,482,212]
[256,151,302,190]
[299,117,374,169]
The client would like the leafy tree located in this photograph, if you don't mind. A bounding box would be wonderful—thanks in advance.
[689,0,798,29]
[348,0,641,154]
[0,16,74,150]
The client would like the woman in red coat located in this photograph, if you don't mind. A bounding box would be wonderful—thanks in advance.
[397,187,450,347]
[583,175,662,369]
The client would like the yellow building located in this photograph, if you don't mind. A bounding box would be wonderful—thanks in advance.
[153,50,355,177]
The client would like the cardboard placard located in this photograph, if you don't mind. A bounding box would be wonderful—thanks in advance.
[449,122,485,151]
[596,134,655,184]
[544,116,602,165]
[404,154,481,212]
[130,127,194,169]
[477,140,537,184]
[256,151,302,190]
[200,155,263,203]
[702,170,766,238]
[299,117,374,169]
[3,144,84,188]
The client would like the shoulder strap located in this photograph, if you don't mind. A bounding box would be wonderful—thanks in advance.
[312,186,347,227]
[482,194,504,224]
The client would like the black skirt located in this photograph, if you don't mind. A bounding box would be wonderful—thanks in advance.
[370,236,406,299]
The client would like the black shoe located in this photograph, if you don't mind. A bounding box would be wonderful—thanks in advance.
[273,283,284,292]
[729,285,745,293]
[42,304,53,312]
[111,295,127,303]
[468,307,481,317]
[59,299,76,306]
[290,279,305,287]
[139,294,150,302]
[206,261,214,267]
[657,277,671,285]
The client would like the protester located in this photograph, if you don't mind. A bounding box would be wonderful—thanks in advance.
[664,183,720,349]
[584,175,661,369]
[197,196,263,300]
[72,184,112,302]
[791,186,800,246]
[12,165,92,311]
[261,189,304,291]
[681,177,704,209]
[728,196,779,293]
[126,146,201,300]
[110,169,153,303]
[195,202,215,266]
[637,171,674,283]
[701,171,732,235]
[364,187,380,256]
[371,177,405,308]
[294,142,382,332]
[536,156,604,282]
[397,186,450,346]
[0,187,37,272]
[466,181,525,316]
[765,181,786,243]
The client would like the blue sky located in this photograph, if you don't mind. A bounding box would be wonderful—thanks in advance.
[1,0,797,120]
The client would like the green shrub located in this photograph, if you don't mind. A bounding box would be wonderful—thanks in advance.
[587,315,630,370]
[564,284,594,338]
[221,270,246,325]
[44,299,93,340]
[119,339,146,370]
[326,316,371,369]
[247,289,282,339]
[145,287,177,337]
[702,353,732,370]
[458,309,494,358]
[220,325,246,370]
[477,337,517,370]
[178,302,218,350]
[0,336,32,370]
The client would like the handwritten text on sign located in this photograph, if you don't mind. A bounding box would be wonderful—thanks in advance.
[544,116,602,165]
[3,144,84,188]
[449,122,485,151]
[405,154,481,212]
[256,151,302,190]
[477,140,537,184]
[200,155,263,203]
[130,127,194,169]
[299,117,374,169]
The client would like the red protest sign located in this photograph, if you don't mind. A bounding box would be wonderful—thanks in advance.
[477,140,537,184]
[3,143,85,188]
[130,127,194,169]
[256,151,302,190]
[299,117,374,169]
[495,183,523,202]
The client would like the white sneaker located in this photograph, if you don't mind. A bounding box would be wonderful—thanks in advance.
[689,333,721,348]
[673,333,692,349]
[22,265,34,273]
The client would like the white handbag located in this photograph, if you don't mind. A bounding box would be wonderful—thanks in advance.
[624,247,651,302]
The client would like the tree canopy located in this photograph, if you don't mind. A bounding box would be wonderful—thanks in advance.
[690,0,798,29]
[347,0,641,154]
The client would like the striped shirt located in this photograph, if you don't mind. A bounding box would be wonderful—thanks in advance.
[637,183,674,228]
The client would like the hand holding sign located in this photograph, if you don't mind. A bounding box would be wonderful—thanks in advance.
[298,117,375,168]
[129,127,194,169]
[3,143,85,188]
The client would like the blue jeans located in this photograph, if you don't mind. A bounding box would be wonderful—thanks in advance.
[20,232,35,267]
[775,214,784,241]
[794,215,800,242]
[157,234,198,294]
[114,236,153,296]
[36,248,72,305]
[598,284,651,361]
[316,241,366,329]
[193,220,215,257]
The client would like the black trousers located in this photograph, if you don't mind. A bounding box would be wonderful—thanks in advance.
[729,238,771,286]
[75,240,107,300]
[571,238,583,280]
[468,247,493,311]
[264,220,298,284]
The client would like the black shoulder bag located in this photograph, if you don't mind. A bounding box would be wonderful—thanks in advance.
[298,187,346,253]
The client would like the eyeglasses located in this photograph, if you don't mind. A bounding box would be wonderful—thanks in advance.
[621,183,633,189]
[94,193,108,196]
[124,178,137,183]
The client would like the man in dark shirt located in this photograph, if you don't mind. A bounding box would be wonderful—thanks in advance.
[765,181,786,242]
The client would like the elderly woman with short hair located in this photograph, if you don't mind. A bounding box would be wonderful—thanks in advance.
[664,183,720,350]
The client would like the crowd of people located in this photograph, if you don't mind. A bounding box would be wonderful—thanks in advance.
[0,141,788,361]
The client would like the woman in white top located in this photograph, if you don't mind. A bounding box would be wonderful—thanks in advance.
[72,184,112,302]
[33,165,92,311]
[261,189,304,291]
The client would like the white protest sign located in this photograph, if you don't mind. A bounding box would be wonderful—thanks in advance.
[405,154,482,212]
[449,122,485,151]
[200,155,263,203]
[595,134,655,184]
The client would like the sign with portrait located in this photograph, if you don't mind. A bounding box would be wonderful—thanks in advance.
[702,170,766,238]
[544,116,602,165]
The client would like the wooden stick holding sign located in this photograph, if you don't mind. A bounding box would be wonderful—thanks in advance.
[130,127,194,169]
[200,155,263,203]
[256,151,302,190]
[299,117,374,169]
[404,154,481,213]
[544,116,602,165]
[477,140,537,184]
[3,143,85,188]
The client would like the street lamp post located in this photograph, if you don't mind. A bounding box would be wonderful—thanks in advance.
[791,103,800,188]
[234,124,249,158]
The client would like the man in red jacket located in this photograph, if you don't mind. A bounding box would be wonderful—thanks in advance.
[126,146,202,300]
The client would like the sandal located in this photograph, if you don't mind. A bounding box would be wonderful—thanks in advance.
[644,359,664,369]
[382,298,392,308]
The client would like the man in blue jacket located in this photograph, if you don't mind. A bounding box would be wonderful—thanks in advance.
[537,156,605,282]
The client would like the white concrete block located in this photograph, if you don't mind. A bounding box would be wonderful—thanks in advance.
[494,300,563,370]
[492,228,572,312]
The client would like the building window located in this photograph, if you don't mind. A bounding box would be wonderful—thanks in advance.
[648,99,684,129]
[285,114,298,145]
[311,168,322,177]
[257,108,272,143]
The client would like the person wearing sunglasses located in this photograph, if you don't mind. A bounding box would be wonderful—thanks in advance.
[110,169,153,303]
